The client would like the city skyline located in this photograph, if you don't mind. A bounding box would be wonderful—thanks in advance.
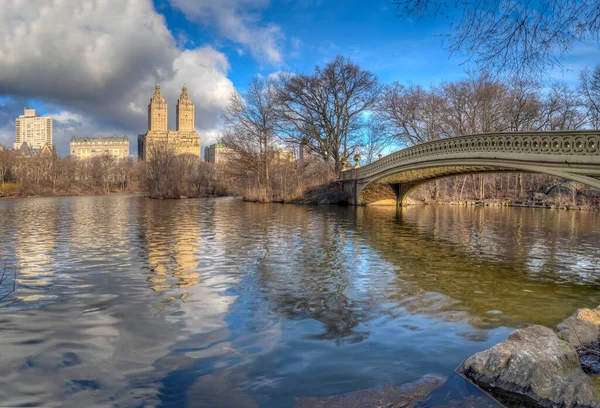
[1,0,599,156]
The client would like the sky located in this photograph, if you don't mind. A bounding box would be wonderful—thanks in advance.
[0,0,599,156]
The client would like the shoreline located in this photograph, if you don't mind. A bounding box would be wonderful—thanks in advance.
[0,191,143,200]
[3,192,599,212]
[298,305,600,407]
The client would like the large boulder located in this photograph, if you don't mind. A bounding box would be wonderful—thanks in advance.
[556,307,600,348]
[459,325,600,408]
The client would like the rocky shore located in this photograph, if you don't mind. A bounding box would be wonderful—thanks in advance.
[295,306,600,408]
[459,306,600,407]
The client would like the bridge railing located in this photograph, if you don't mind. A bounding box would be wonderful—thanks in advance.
[341,130,600,181]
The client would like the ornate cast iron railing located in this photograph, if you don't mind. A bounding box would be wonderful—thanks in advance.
[341,130,600,181]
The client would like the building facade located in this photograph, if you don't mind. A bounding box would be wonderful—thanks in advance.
[204,144,294,165]
[14,108,53,150]
[271,150,295,164]
[15,141,55,157]
[138,85,201,160]
[204,143,236,164]
[70,136,130,159]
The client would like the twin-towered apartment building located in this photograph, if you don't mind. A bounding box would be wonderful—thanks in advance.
[10,85,199,160]
[10,86,293,163]
[137,84,201,160]
[69,84,202,161]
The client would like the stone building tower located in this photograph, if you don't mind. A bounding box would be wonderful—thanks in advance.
[148,84,167,131]
[138,84,200,161]
[176,85,194,132]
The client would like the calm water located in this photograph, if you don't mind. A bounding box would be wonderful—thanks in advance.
[0,195,599,407]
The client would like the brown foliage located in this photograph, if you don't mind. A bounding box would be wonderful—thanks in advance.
[142,142,227,199]
[0,149,142,197]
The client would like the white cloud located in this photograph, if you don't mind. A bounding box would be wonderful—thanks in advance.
[290,36,302,58]
[52,111,85,125]
[168,0,285,64]
[199,129,222,150]
[0,0,235,155]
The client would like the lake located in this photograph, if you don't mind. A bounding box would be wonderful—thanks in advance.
[0,195,599,407]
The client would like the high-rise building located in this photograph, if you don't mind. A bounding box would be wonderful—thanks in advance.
[176,85,194,132]
[70,136,130,160]
[138,85,201,160]
[14,108,52,150]
[148,85,167,132]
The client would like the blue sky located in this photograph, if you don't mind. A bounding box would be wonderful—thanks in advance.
[160,0,466,88]
[158,0,598,88]
[0,0,598,155]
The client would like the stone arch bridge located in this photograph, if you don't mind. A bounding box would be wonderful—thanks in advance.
[340,130,600,205]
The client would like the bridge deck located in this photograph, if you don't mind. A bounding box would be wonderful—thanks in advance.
[340,130,600,204]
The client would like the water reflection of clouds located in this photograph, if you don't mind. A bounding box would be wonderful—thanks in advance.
[1,197,599,407]
[10,198,59,303]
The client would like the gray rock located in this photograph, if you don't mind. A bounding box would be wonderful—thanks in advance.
[294,375,445,408]
[459,325,600,408]
[556,307,600,348]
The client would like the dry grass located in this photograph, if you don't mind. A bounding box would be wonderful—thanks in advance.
[0,182,20,197]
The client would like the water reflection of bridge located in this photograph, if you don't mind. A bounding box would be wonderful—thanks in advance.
[349,205,600,328]
[217,203,600,342]
[341,131,600,205]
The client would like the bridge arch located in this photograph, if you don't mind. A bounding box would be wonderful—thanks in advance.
[340,131,600,205]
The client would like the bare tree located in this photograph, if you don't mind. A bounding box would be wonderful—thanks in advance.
[221,76,278,199]
[580,65,600,129]
[442,72,509,135]
[0,149,15,185]
[376,83,449,145]
[539,82,587,130]
[276,55,380,173]
[503,77,543,131]
[361,118,394,164]
[143,141,181,199]
[393,0,600,76]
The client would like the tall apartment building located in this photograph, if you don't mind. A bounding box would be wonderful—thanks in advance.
[70,136,130,159]
[138,85,201,160]
[14,108,52,150]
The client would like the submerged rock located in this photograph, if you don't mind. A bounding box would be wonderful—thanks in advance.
[294,374,504,408]
[459,325,600,407]
[413,372,503,408]
[294,375,445,408]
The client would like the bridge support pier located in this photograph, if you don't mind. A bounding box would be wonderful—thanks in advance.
[390,183,419,206]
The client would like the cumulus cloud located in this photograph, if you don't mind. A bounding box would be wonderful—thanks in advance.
[0,0,235,154]
[169,0,285,64]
